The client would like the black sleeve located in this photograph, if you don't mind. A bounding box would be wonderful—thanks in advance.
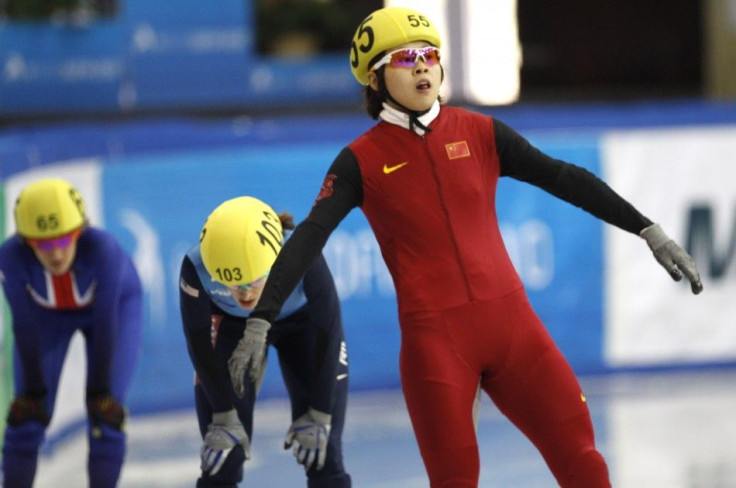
[250,147,362,324]
[300,254,345,413]
[179,255,233,412]
[494,118,653,235]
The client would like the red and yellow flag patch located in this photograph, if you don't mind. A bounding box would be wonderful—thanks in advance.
[446,141,470,160]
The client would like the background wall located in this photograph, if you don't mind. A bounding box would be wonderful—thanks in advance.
[0,0,378,119]
[2,0,733,121]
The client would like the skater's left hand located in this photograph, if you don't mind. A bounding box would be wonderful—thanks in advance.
[641,223,703,294]
[284,408,332,471]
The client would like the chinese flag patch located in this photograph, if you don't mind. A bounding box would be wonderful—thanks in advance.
[445,141,470,160]
[315,174,337,204]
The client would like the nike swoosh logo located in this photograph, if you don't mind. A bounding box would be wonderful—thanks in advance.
[337,373,348,380]
[383,162,408,174]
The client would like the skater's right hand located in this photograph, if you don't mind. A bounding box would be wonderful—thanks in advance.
[201,409,250,475]
[228,317,270,397]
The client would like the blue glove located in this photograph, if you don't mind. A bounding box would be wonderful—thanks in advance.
[201,409,250,476]
[641,223,703,294]
[228,317,270,398]
[284,408,332,471]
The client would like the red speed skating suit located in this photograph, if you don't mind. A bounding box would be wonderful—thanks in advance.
[253,105,652,487]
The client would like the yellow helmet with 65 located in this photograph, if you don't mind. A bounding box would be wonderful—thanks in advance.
[199,196,283,285]
[349,6,441,85]
[14,178,87,239]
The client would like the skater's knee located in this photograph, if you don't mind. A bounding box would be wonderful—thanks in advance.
[423,445,479,487]
[88,422,126,461]
[562,448,611,488]
[7,394,49,429]
[307,471,352,488]
[196,444,245,488]
[3,418,46,452]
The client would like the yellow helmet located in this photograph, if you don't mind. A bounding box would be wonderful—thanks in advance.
[199,196,283,285]
[14,178,87,239]
[350,6,442,85]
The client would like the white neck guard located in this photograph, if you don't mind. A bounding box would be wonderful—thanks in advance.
[379,100,441,136]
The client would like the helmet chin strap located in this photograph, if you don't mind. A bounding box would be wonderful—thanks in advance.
[381,86,432,133]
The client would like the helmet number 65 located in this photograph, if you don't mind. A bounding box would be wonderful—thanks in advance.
[36,213,60,232]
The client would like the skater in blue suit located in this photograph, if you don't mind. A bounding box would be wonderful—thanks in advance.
[0,178,142,488]
[179,196,351,488]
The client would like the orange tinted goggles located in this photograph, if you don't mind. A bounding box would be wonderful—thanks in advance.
[26,228,82,252]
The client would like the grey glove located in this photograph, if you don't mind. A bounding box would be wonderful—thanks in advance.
[284,408,332,471]
[201,409,250,476]
[228,317,270,398]
[641,223,703,294]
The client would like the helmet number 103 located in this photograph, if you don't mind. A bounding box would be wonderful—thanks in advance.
[257,210,283,257]
[214,267,243,282]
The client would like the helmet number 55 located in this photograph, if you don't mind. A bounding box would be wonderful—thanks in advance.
[350,16,374,69]
[407,14,430,27]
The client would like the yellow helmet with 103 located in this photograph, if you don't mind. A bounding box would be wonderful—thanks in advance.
[199,196,283,286]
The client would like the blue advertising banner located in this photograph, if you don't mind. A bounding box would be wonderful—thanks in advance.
[501,136,604,371]
[100,143,395,410]
[96,130,604,411]
[0,113,610,412]
[2,101,735,444]
[0,0,359,116]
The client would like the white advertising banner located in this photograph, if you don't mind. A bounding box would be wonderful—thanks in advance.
[603,126,736,367]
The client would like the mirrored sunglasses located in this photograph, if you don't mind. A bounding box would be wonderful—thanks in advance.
[371,47,441,71]
[226,273,269,292]
[26,228,82,252]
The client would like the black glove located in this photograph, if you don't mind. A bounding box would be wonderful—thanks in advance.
[86,390,126,438]
[7,392,49,427]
